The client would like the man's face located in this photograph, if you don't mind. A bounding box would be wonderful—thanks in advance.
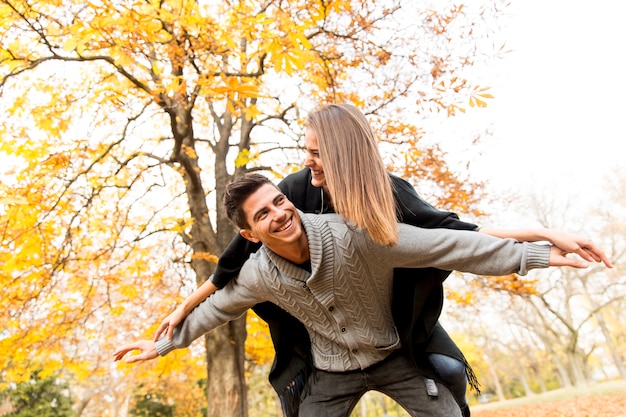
[303,127,326,188]
[239,183,305,252]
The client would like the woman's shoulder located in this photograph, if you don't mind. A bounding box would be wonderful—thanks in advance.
[278,168,311,190]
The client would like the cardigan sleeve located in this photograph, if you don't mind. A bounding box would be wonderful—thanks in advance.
[377,225,550,276]
[212,234,261,288]
[159,260,267,356]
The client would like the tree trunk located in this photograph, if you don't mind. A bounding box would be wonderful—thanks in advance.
[205,318,248,417]
[552,352,572,388]
[567,350,589,387]
[518,366,535,397]
[533,367,548,393]
[591,304,626,379]
[483,346,506,401]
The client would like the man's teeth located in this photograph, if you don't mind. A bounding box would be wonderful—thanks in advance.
[276,219,292,232]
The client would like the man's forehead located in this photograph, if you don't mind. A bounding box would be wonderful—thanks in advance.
[243,183,281,215]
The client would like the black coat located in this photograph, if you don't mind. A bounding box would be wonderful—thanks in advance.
[212,169,479,416]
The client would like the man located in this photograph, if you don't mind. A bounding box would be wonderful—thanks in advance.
[114,173,598,417]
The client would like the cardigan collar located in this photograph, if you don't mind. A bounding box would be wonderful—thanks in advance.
[262,212,336,286]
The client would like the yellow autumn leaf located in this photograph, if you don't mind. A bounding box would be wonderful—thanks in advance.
[243,104,262,121]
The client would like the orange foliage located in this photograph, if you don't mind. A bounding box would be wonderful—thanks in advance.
[474,274,538,296]
[245,311,274,366]
[447,272,538,306]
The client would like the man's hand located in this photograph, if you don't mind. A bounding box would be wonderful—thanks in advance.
[113,340,158,363]
[548,245,591,268]
[154,306,187,341]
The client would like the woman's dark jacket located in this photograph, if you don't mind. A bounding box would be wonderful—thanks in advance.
[212,169,479,416]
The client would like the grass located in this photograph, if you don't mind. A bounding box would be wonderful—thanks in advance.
[471,379,626,412]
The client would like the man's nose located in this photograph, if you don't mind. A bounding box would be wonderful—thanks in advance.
[270,206,287,221]
[274,207,287,221]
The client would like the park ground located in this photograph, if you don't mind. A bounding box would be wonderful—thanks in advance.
[472,379,626,417]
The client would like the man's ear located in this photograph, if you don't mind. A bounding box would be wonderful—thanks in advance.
[240,229,260,243]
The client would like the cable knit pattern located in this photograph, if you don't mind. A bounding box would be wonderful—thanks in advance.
[259,214,397,371]
[156,211,550,372]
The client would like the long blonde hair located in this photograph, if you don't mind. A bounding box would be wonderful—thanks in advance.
[306,103,398,246]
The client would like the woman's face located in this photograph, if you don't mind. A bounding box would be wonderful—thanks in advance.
[304,127,326,188]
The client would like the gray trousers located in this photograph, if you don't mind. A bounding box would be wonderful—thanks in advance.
[299,352,462,417]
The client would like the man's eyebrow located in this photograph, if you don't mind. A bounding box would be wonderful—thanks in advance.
[251,192,285,223]
[251,205,267,223]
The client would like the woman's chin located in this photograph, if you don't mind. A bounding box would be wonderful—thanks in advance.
[310,177,325,188]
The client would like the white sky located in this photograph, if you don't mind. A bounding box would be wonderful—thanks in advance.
[429,0,626,213]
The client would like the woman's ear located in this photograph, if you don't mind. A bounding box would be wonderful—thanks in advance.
[240,229,260,243]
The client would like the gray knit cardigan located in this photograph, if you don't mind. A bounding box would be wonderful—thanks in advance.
[156,212,549,372]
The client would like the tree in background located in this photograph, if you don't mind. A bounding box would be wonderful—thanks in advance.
[130,392,174,417]
[1,371,73,417]
[0,0,505,415]
[442,170,626,403]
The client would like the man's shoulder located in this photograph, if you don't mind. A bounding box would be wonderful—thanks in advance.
[303,212,346,226]
[238,250,284,292]
[302,212,358,245]
[246,247,272,266]
[239,250,274,279]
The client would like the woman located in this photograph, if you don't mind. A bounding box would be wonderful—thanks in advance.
[155,104,610,417]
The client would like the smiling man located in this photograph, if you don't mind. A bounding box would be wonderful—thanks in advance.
[114,173,596,417]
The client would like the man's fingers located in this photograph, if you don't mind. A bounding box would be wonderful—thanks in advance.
[559,255,588,269]
[154,323,167,342]
[125,354,146,364]
[113,348,132,362]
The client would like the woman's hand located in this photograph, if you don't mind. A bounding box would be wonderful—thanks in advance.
[541,230,612,268]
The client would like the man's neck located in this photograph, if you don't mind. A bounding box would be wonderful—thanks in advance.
[267,233,310,265]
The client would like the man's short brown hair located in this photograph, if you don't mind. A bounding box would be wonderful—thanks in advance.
[223,173,276,229]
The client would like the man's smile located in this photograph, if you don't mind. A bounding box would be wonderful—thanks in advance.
[274,218,293,233]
